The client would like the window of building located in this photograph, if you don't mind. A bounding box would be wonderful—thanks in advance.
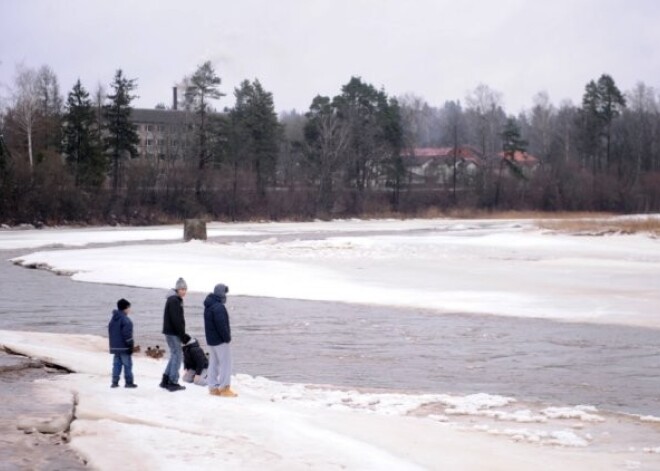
[158,139,165,147]
[146,125,153,132]
[146,139,153,147]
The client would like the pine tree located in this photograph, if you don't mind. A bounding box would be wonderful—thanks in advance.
[104,70,139,192]
[494,117,527,206]
[63,80,106,187]
[185,61,224,171]
[580,74,626,172]
[230,79,280,198]
[501,117,528,158]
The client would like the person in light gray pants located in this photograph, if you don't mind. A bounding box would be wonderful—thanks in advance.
[203,283,237,397]
[207,343,232,389]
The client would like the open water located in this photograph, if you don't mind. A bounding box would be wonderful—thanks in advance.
[1,247,659,417]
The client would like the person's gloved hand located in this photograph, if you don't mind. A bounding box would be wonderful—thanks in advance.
[182,334,191,344]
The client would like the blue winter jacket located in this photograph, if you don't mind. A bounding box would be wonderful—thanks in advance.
[203,293,231,346]
[108,309,134,354]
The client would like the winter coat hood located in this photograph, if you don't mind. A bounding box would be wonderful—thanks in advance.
[204,293,225,307]
[166,288,179,299]
[203,293,231,346]
[111,309,126,322]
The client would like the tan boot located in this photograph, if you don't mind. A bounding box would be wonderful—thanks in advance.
[219,386,238,397]
[209,387,222,396]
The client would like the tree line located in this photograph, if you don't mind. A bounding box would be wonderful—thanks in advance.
[1,62,660,225]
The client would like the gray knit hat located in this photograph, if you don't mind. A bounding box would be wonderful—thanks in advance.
[175,277,188,290]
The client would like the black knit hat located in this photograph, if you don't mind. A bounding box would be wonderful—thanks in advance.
[117,298,131,311]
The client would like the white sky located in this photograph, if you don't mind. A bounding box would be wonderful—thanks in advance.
[1,0,659,114]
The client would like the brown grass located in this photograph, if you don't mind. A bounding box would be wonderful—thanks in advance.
[358,208,660,236]
[412,208,615,220]
[537,217,660,236]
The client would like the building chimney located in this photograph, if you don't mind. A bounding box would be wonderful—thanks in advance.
[173,86,178,110]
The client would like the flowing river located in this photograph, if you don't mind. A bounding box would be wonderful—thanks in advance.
[2,246,659,417]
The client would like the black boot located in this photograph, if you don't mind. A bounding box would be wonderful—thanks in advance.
[159,374,170,389]
[125,383,138,388]
[166,382,186,392]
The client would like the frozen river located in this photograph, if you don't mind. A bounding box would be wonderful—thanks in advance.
[2,246,660,417]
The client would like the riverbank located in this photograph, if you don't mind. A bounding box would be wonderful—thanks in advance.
[2,218,660,468]
[3,329,657,470]
[0,348,86,469]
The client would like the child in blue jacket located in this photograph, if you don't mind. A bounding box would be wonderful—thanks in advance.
[108,298,137,388]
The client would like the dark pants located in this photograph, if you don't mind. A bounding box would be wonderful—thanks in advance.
[112,352,133,385]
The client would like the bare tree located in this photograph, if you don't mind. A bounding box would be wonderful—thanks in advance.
[528,91,555,160]
[626,82,658,178]
[93,83,106,142]
[305,96,350,213]
[35,65,63,117]
[465,83,505,158]
[398,94,435,148]
[35,65,63,151]
[11,65,39,168]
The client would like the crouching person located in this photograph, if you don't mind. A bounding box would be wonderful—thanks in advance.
[108,298,137,388]
[182,337,208,386]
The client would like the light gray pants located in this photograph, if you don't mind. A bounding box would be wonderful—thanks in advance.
[207,343,232,389]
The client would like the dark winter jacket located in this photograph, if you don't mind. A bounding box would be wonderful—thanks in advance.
[182,339,209,375]
[108,309,134,354]
[162,289,188,342]
[204,293,231,346]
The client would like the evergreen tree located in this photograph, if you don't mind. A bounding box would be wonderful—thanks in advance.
[332,77,403,210]
[0,132,15,219]
[494,117,527,206]
[185,61,224,171]
[379,96,404,210]
[333,77,383,196]
[103,69,139,192]
[302,77,403,214]
[229,79,280,198]
[63,80,105,187]
[580,74,626,172]
[501,117,528,158]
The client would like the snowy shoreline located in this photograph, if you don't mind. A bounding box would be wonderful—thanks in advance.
[2,329,659,470]
[5,217,660,328]
[3,218,660,468]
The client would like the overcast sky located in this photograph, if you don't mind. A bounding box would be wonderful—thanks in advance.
[1,0,659,114]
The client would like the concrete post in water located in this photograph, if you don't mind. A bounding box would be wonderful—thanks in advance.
[184,219,207,241]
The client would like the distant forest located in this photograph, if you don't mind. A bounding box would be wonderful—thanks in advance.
[1,62,660,225]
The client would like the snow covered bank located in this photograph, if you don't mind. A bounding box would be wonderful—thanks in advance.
[0,223,257,250]
[0,218,488,251]
[9,218,660,327]
[1,330,652,470]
